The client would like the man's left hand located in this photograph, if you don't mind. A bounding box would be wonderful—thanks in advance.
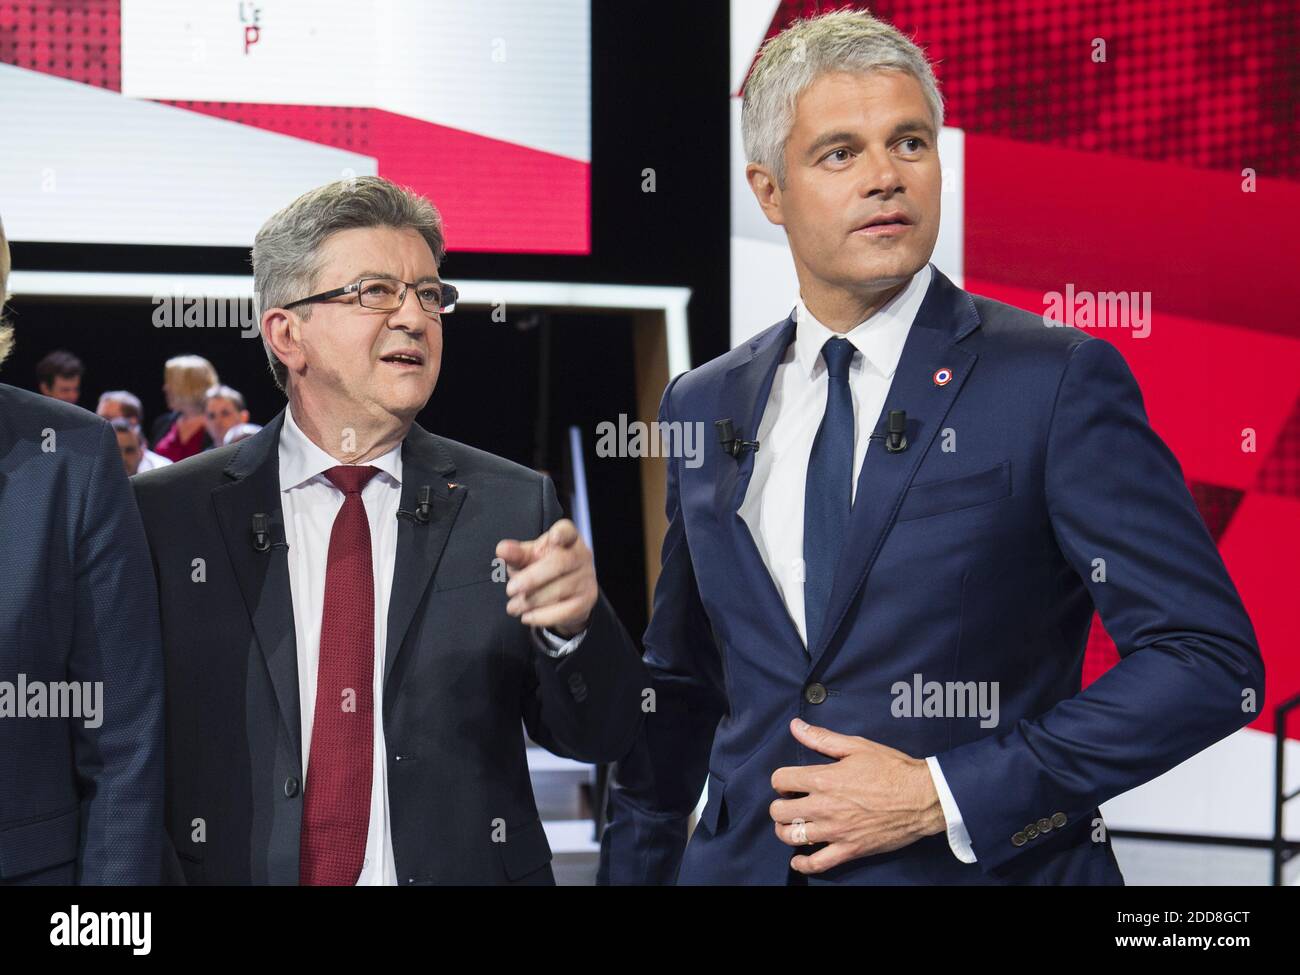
[769,718,947,875]
[497,519,596,638]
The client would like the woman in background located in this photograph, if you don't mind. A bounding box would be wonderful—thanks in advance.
[151,354,218,462]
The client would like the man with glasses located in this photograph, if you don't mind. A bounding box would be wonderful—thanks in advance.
[132,176,648,885]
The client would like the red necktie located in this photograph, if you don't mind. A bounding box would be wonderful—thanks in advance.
[300,465,380,885]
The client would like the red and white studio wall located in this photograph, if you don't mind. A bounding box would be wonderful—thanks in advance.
[0,0,591,254]
[731,0,1299,847]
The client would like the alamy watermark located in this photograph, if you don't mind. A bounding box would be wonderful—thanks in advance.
[152,294,261,338]
[891,673,999,729]
[50,906,150,955]
[0,675,103,728]
[1042,284,1151,338]
[595,413,705,469]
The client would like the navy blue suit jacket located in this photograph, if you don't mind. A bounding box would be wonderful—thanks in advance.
[0,383,163,884]
[599,266,1264,885]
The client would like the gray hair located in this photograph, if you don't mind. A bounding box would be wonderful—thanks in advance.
[742,8,945,188]
[98,389,144,421]
[252,175,446,391]
[204,383,246,412]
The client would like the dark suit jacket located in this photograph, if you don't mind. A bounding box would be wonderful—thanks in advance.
[598,265,1265,885]
[0,383,163,884]
[132,409,648,884]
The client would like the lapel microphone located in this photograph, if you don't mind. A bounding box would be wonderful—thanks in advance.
[250,513,289,552]
[867,409,909,453]
[397,485,433,525]
[715,418,760,459]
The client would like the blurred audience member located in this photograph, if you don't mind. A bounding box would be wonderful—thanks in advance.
[203,384,251,447]
[152,355,217,462]
[36,349,83,404]
[108,416,145,476]
[96,390,172,472]
[221,421,263,446]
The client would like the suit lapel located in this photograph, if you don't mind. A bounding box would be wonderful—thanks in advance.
[383,423,466,687]
[209,414,469,757]
[808,267,982,669]
[210,410,303,763]
[712,315,796,517]
[712,315,807,656]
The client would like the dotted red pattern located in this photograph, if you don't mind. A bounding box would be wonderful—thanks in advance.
[1189,481,1247,540]
[748,0,1299,179]
[0,0,121,90]
[1255,396,1300,500]
[159,101,372,152]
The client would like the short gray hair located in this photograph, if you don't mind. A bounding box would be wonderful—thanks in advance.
[742,8,944,188]
[252,175,446,391]
[98,389,144,421]
[204,383,246,412]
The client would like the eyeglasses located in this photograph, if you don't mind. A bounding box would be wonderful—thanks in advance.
[283,276,459,315]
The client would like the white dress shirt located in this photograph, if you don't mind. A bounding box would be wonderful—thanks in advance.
[736,263,977,864]
[280,406,403,885]
[135,448,172,473]
[278,407,583,885]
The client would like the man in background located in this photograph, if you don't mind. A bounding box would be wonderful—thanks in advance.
[203,383,252,448]
[36,348,83,404]
[109,416,145,476]
[98,389,172,473]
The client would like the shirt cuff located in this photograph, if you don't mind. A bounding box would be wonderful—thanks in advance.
[532,626,587,658]
[926,755,977,863]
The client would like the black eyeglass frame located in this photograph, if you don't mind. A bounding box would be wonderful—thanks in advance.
[283,276,459,315]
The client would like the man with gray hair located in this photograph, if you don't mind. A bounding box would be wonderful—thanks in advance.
[600,8,1261,885]
[97,390,172,472]
[133,176,648,884]
[202,383,251,448]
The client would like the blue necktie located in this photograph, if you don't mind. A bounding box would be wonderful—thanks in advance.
[803,337,856,650]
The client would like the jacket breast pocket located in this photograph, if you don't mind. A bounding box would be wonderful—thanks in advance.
[0,806,80,880]
[896,461,1012,522]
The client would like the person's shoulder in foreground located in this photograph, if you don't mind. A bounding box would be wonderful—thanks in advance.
[0,381,164,885]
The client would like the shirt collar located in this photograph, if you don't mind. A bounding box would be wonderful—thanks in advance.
[278,404,403,492]
[793,262,934,381]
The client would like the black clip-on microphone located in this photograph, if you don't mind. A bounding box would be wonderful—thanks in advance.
[867,409,909,453]
[250,512,289,553]
[398,485,433,525]
[715,418,760,459]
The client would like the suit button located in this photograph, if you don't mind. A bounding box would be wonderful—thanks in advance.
[1011,831,1027,847]
[284,776,300,798]
[1025,824,1039,840]
[1037,817,1052,832]
[804,683,828,705]
[1051,811,1067,828]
